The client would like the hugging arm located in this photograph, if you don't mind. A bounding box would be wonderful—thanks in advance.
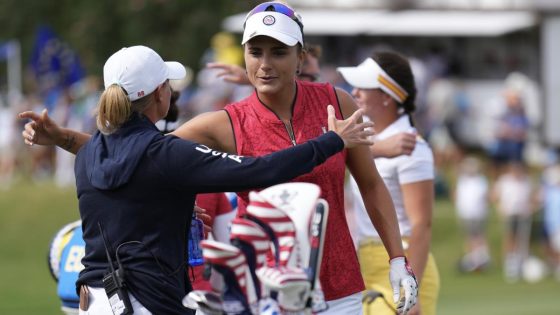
[19,109,91,154]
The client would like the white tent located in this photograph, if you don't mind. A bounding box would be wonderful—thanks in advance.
[223,9,537,37]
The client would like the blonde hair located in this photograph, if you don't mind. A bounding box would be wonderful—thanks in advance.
[96,84,153,134]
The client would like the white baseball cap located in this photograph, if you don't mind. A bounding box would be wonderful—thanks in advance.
[337,58,409,104]
[242,4,303,47]
[103,45,186,101]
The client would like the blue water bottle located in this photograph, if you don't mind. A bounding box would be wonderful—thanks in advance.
[188,212,204,266]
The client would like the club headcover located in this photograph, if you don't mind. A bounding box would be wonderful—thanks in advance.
[229,217,270,299]
[246,191,296,267]
[182,290,223,315]
[258,183,329,313]
[258,183,321,268]
[257,266,311,313]
[201,240,257,314]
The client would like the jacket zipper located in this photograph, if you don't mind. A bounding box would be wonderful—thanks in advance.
[283,120,297,146]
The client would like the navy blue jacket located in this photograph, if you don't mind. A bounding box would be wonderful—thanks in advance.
[74,113,343,314]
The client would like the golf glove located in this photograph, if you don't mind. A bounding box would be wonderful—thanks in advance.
[389,256,418,315]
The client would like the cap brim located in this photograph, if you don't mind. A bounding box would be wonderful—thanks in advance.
[337,66,381,89]
[241,11,302,47]
[242,30,299,46]
[165,61,186,80]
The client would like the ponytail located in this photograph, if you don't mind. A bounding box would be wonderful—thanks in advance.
[96,84,131,135]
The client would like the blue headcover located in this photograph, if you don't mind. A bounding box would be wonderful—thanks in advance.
[48,220,84,309]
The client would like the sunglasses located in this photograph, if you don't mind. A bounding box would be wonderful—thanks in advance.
[245,2,304,32]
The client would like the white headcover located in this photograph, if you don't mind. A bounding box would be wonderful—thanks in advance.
[258,182,321,267]
[257,266,310,312]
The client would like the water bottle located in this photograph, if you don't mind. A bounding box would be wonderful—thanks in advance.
[188,212,204,266]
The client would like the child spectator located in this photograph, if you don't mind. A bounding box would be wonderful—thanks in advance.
[492,162,535,282]
[454,156,490,272]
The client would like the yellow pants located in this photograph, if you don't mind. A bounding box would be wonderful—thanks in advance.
[358,240,440,315]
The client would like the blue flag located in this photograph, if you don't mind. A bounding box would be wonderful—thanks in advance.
[30,26,85,96]
[0,42,14,60]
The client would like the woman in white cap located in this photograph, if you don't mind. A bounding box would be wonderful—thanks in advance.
[21,44,374,315]
[20,2,417,314]
[339,51,440,315]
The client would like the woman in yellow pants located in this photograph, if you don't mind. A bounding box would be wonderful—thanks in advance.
[358,239,439,315]
[340,52,440,315]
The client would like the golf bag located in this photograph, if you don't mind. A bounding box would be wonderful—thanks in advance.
[47,214,212,314]
[185,183,330,314]
[47,220,84,314]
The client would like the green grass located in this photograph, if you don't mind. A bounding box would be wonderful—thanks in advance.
[432,199,560,315]
[0,180,78,315]
[0,181,558,314]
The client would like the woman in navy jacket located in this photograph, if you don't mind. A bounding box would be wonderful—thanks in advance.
[21,45,371,315]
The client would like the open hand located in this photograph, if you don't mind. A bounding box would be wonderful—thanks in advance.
[19,109,61,146]
[206,62,250,85]
[387,131,417,156]
[194,205,213,234]
[327,105,375,148]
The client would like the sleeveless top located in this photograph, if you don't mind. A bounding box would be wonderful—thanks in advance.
[224,80,365,301]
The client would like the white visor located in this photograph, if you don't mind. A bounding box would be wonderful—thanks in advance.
[337,58,408,103]
[242,11,303,47]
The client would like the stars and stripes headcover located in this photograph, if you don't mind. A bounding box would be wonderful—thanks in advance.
[245,191,296,267]
[201,240,257,314]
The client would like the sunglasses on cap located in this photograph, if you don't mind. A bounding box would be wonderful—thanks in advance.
[245,2,304,32]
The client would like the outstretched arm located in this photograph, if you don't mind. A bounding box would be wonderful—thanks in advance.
[19,108,235,155]
[168,104,373,192]
[19,109,91,154]
[206,62,251,85]
[171,110,237,153]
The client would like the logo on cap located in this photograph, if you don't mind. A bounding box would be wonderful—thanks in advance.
[263,15,275,26]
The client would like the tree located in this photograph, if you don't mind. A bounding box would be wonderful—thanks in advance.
[0,0,254,92]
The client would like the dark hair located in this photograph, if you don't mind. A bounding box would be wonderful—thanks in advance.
[372,51,417,117]
[159,90,180,133]
[305,44,322,59]
[165,90,180,123]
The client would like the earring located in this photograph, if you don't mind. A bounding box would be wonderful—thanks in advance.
[383,100,389,107]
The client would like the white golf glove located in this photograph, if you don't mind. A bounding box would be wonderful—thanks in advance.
[389,256,418,315]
